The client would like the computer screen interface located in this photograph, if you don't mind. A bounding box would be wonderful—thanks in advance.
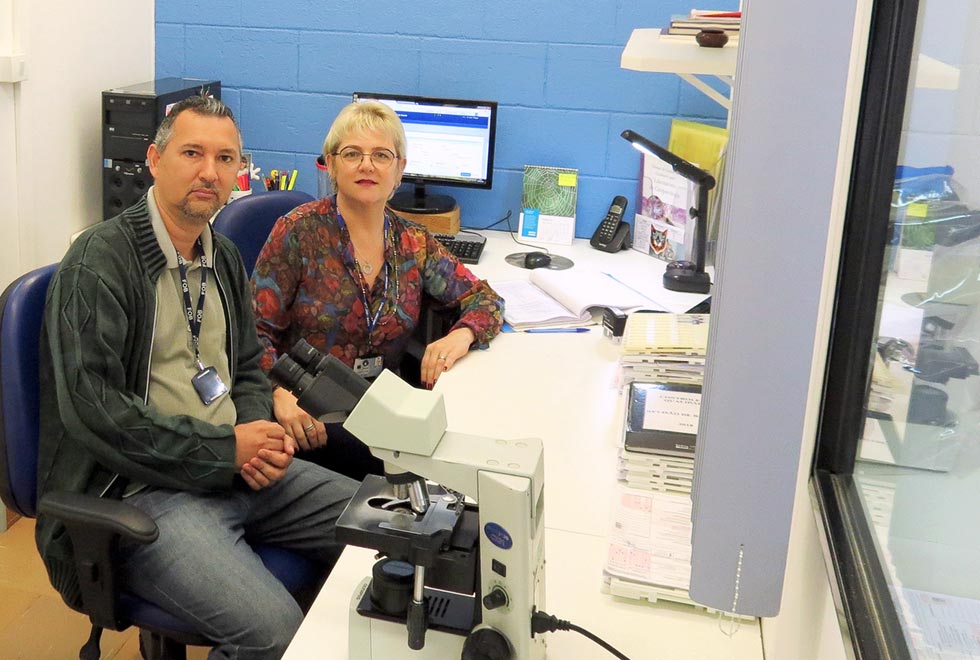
[352,92,497,190]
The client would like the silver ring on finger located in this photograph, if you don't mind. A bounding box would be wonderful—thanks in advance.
[303,422,316,433]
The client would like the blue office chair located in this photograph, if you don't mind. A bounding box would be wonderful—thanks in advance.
[0,264,324,660]
[212,190,315,277]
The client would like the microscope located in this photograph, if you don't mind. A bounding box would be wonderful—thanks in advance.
[271,341,547,660]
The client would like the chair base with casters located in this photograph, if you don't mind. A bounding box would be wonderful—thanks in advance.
[0,264,325,660]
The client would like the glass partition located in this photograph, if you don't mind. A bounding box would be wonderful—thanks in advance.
[816,0,980,657]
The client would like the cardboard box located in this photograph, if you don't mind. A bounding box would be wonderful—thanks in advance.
[397,206,460,234]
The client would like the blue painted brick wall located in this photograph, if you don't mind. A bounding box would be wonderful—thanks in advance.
[156,0,736,237]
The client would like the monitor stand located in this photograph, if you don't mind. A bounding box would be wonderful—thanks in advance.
[390,181,456,215]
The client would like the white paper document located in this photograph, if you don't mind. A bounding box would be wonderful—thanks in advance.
[899,587,980,658]
[492,268,665,329]
[518,210,575,246]
[491,279,589,329]
[647,156,694,209]
[605,486,693,590]
[643,389,702,434]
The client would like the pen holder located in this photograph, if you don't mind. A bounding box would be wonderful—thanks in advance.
[316,155,332,199]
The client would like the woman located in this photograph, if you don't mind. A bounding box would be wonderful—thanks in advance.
[251,100,503,478]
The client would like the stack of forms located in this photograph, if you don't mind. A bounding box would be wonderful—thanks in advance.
[603,313,713,609]
[618,312,709,387]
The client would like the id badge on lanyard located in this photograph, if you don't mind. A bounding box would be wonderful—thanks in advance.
[353,355,384,378]
[176,240,228,406]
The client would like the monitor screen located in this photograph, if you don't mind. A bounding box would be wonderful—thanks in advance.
[353,92,497,214]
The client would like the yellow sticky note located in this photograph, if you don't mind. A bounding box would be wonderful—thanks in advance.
[558,172,577,187]
[906,203,928,218]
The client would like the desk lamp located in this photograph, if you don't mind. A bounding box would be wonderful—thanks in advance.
[622,129,715,294]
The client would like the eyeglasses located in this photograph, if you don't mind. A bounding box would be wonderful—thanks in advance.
[333,146,398,169]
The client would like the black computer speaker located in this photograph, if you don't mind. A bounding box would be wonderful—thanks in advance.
[103,160,153,219]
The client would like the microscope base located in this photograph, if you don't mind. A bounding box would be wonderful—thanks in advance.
[348,577,470,659]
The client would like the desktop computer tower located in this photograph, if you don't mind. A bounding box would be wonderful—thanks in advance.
[102,77,220,219]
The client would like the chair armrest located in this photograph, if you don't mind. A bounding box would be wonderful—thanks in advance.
[40,490,158,543]
[402,295,461,386]
[39,490,158,630]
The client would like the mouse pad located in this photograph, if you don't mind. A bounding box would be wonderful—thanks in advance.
[504,252,574,270]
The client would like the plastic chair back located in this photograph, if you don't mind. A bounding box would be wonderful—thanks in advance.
[212,191,315,277]
[0,264,56,517]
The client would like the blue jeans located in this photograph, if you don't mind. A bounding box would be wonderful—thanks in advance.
[119,459,357,660]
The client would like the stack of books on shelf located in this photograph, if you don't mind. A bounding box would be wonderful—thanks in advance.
[661,9,741,44]
[603,312,719,611]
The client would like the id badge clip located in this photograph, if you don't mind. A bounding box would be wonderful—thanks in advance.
[192,361,229,406]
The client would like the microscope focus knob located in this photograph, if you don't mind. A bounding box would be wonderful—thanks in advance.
[482,587,509,610]
[461,627,513,660]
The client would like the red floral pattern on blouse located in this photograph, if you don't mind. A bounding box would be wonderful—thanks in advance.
[250,197,504,373]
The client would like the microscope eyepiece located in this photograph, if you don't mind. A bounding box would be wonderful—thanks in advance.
[269,354,314,395]
[271,343,372,421]
[289,338,333,376]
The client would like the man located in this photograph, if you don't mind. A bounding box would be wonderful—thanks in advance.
[35,95,357,659]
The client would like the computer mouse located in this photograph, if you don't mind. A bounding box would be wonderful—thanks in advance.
[523,251,552,269]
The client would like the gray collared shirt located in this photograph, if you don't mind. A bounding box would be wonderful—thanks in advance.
[145,186,237,428]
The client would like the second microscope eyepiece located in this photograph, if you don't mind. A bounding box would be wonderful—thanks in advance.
[289,338,332,375]
[269,354,315,395]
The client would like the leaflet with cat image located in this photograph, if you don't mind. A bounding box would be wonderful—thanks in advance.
[632,153,693,262]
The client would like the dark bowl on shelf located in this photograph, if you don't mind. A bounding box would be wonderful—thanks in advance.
[696,29,729,48]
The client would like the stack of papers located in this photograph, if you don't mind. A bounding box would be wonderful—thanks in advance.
[492,268,664,330]
[620,312,709,385]
[603,312,712,609]
[604,486,693,592]
[618,451,695,493]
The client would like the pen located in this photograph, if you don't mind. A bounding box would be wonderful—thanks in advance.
[287,169,298,190]
[523,327,591,334]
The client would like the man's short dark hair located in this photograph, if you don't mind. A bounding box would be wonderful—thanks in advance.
[153,95,241,153]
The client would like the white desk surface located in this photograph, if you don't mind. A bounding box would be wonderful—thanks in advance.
[283,236,761,660]
[467,229,713,314]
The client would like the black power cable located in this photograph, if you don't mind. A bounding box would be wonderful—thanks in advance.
[468,209,513,231]
[531,609,633,660]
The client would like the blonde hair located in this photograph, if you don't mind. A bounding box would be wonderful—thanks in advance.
[322,101,407,189]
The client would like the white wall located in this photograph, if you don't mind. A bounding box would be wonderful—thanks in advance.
[1,0,154,289]
[0,0,23,298]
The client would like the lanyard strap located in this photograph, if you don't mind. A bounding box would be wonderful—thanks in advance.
[336,208,392,336]
[174,237,208,367]
[358,262,388,335]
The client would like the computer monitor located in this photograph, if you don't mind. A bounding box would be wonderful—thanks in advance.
[352,92,497,214]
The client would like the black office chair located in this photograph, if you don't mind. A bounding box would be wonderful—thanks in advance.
[212,190,315,277]
[0,264,324,660]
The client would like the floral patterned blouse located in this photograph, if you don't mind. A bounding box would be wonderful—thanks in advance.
[251,197,504,373]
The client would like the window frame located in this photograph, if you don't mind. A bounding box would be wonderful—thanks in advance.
[812,0,923,657]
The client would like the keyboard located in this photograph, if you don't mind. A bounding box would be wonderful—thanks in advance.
[434,232,486,265]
